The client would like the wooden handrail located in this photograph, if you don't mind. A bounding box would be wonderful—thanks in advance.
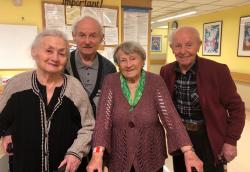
[231,72,250,84]
[150,59,166,65]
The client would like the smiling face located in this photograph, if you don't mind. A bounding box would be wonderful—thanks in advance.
[171,27,201,73]
[117,49,144,83]
[72,17,104,59]
[32,36,68,75]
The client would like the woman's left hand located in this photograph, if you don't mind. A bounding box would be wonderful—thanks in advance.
[58,154,81,172]
[184,150,203,172]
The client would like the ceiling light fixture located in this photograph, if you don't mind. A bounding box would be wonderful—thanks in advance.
[157,25,168,29]
[156,11,197,22]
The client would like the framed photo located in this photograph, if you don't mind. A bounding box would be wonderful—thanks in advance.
[237,16,250,57]
[202,21,222,56]
[150,35,162,51]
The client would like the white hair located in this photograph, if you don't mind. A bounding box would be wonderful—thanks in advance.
[113,41,146,64]
[71,15,103,35]
[169,26,201,45]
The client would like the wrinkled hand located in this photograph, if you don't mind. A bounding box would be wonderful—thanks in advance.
[219,143,237,163]
[86,153,103,172]
[58,154,81,172]
[1,135,13,155]
[184,150,203,172]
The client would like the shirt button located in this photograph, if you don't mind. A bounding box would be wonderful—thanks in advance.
[128,121,135,128]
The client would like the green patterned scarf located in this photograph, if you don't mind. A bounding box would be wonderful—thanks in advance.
[120,70,146,112]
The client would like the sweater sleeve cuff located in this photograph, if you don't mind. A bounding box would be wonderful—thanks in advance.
[66,151,82,162]
[0,130,9,137]
[2,127,13,136]
[225,137,237,146]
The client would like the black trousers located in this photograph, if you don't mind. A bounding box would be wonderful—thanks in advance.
[130,166,163,172]
[9,155,13,172]
[9,154,89,172]
[173,128,224,172]
[78,152,92,172]
[78,157,88,172]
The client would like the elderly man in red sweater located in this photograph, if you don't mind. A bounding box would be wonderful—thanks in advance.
[160,26,245,172]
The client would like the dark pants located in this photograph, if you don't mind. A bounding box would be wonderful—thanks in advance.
[77,153,91,172]
[77,157,88,172]
[9,155,13,172]
[9,154,89,172]
[130,166,163,172]
[173,128,224,172]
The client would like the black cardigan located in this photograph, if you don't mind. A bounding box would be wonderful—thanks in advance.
[65,51,116,116]
[0,71,95,172]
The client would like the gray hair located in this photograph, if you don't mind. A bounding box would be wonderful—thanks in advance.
[169,26,201,45]
[32,29,68,48]
[72,15,103,35]
[113,41,146,64]
[31,29,69,56]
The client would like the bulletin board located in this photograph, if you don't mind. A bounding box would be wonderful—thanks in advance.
[0,24,37,69]
[42,2,119,44]
[122,7,151,70]
[42,2,119,63]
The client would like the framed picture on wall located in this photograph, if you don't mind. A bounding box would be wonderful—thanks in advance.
[202,21,222,56]
[237,16,250,57]
[150,35,162,51]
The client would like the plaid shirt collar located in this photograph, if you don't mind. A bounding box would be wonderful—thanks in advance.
[175,58,198,75]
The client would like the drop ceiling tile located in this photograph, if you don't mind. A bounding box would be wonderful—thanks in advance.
[213,0,249,6]
[165,0,187,2]
[237,1,250,6]
[152,1,179,9]
[195,4,225,11]
[184,0,218,4]
[170,2,196,9]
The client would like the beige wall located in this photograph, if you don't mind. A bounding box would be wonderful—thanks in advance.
[236,82,250,111]
[149,64,162,74]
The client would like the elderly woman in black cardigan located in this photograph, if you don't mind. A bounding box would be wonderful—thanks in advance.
[0,29,95,172]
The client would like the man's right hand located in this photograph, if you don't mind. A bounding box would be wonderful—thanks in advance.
[1,135,13,155]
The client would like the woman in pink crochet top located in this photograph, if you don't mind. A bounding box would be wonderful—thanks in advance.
[87,41,203,172]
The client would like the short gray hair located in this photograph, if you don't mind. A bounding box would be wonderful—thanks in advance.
[113,41,146,64]
[31,29,69,56]
[72,15,103,35]
[169,26,201,45]
[32,29,68,48]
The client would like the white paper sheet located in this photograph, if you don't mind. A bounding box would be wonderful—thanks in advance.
[44,3,65,29]
[104,27,118,45]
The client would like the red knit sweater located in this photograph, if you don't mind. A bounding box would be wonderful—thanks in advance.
[160,57,245,163]
[92,72,191,172]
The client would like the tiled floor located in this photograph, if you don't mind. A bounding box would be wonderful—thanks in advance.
[164,111,250,172]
